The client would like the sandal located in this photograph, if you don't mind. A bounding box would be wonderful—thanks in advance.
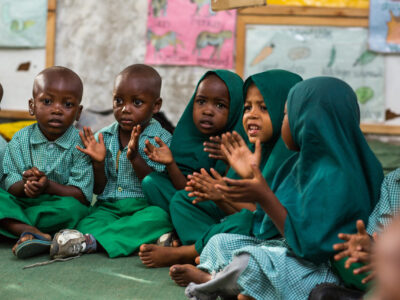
[15,232,52,259]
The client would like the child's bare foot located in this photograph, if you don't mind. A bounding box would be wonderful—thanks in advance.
[169,264,211,287]
[139,244,198,268]
[12,229,51,254]
[195,256,200,265]
[238,294,255,300]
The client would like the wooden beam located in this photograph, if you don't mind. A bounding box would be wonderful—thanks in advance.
[238,5,369,18]
[46,0,57,67]
[361,124,400,135]
[0,110,35,120]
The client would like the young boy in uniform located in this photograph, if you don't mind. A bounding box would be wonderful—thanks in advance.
[50,64,173,258]
[0,66,93,258]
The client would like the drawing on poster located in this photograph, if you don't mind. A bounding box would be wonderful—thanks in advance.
[369,0,400,52]
[0,0,47,48]
[145,0,236,68]
[245,25,385,122]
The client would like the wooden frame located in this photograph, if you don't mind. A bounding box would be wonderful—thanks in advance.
[236,6,400,135]
[0,0,57,120]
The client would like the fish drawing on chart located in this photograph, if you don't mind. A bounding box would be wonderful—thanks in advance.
[250,44,275,66]
[151,0,168,17]
[194,30,232,58]
[327,46,336,68]
[2,3,36,32]
[353,50,377,66]
[147,29,184,55]
[288,47,311,61]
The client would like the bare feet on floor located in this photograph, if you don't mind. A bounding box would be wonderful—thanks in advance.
[237,294,255,300]
[139,244,197,268]
[11,229,51,254]
[169,264,211,287]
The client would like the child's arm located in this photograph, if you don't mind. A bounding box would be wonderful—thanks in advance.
[216,164,288,234]
[76,127,107,194]
[186,168,256,214]
[144,136,187,190]
[221,131,261,179]
[127,125,153,180]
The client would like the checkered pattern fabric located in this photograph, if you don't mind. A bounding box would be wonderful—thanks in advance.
[96,118,172,201]
[367,169,400,234]
[195,233,339,300]
[3,124,94,202]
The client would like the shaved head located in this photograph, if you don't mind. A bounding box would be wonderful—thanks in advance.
[115,64,161,99]
[33,66,83,102]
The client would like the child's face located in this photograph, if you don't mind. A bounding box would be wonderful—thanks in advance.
[281,104,299,151]
[374,223,400,300]
[192,75,230,135]
[113,74,161,134]
[243,84,273,144]
[29,77,82,141]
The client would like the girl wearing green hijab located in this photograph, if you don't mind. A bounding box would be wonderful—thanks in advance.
[139,70,302,268]
[141,70,244,214]
[173,77,383,300]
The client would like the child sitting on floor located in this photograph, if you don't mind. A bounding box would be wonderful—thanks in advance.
[139,70,302,268]
[0,66,93,259]
[332,167,400,293]
[139,70,246,266]
[49,64,173,259]
[0,82,8,183]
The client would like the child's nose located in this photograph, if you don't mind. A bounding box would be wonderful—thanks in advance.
[202,104,214,116]
[122,104,133,113]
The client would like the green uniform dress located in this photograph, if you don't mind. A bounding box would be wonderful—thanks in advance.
[171,70,303,250]
[76,119,173,258]
[0,124,93,238]
[189,77,384,300]
[142,70,245,213]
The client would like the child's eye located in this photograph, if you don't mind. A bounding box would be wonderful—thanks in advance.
[216,102,227,109]
[244,105,251,112]
[133,99,143,106]
[260,104,268,111]
[42,98,52,105]
[65,101,74,108]
[114,97,123,105]
[195,98,206,105]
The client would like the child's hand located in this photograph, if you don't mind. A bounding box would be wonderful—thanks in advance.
[215,164,269,203]
[24,175,49,198]
[221,131,261,179]
[23,167,44,183]
[127,125,141,162]
[143,137,173,165]
[333,220,374,263]
[203,136,228,164]
[76,127,106,163]
[185,168,226,204]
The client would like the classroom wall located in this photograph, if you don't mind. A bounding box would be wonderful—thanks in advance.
[55,0,210,125]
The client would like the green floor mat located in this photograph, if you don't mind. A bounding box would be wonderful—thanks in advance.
[0,238,186,300]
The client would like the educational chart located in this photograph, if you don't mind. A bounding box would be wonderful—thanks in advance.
[245,25,385,122]
[145,0,236,69]
[0,0,47,48]
[267,0,368,8]
[369,0,400,53]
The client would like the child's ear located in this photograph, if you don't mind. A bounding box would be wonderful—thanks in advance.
[152,97,162,114]
[28,99,35,116]
[75,105,83,121]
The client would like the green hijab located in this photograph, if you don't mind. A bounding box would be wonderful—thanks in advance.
[255,77,384,264]
[170,70,244,176]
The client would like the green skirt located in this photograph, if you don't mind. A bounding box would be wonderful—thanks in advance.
[0,189,89,239]
[77,197,173,258]
[142,172,178,213]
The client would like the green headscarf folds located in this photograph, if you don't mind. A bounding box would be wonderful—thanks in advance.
[170,70,244,176]
[256,77,384,264]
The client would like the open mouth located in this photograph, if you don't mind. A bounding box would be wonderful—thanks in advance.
[199,120,214,129]
[247,124,261,136]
